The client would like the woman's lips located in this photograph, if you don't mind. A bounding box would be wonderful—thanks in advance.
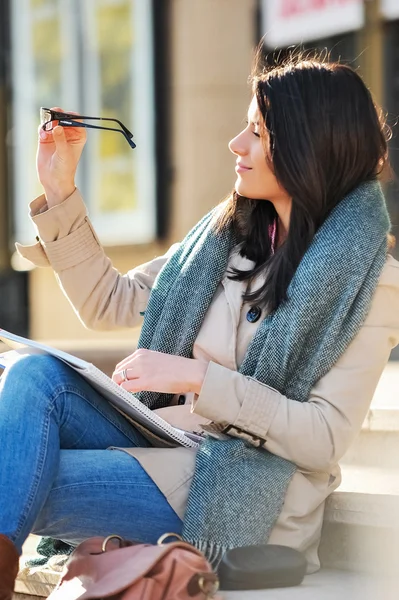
[235,164,252,174]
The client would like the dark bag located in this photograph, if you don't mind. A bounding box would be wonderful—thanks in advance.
[217,544,307,590]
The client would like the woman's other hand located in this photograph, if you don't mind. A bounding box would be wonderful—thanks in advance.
[112,349,209,396]
[37,107,87,207]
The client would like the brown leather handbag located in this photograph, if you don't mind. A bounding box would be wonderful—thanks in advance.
[47,533,220,600]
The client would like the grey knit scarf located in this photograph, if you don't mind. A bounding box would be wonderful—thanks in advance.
[135,180,390,565]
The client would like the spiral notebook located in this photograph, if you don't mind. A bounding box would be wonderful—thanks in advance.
[0,328,202,449]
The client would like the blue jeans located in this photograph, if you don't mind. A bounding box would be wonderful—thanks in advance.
[0,354,183,554]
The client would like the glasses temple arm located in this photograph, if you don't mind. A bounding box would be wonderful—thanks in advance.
[53,112,133,138]
[58,119,136,148]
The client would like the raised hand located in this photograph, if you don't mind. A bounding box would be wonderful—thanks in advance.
[36,107,87,207]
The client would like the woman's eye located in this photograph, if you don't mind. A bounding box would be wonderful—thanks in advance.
[244,118,260,137]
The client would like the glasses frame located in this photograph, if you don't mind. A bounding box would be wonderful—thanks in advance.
[40,107,136,149]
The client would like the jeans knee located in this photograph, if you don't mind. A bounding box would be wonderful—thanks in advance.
[1,354,71,412]
[5,353,63,381]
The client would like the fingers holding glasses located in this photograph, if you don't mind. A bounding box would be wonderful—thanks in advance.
[39,106,136,149]
[43,106,87,144]
[39,107,87,145]
[38,106,59,144]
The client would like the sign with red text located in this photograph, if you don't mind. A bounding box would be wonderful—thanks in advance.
[262,0,364,48]
[381,0,399,20]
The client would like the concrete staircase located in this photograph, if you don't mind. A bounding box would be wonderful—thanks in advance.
[10,347,399,599]
[318,363,399,580]
[13,559,399,600]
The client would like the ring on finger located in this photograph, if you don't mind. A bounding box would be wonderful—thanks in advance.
[121,368,128,383]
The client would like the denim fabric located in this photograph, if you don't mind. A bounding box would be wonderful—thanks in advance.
[0,354,183,554]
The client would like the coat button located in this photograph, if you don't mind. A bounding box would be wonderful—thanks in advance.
[246,306,262,323]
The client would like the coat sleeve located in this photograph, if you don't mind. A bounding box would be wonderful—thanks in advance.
[192,259,399,472]
[15,189,179,331]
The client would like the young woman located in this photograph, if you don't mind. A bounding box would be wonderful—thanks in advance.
[1,53,399,598]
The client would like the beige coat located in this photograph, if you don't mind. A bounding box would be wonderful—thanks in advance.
[17,189,399,574]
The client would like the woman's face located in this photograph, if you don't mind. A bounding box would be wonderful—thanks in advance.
[229,96,290,205]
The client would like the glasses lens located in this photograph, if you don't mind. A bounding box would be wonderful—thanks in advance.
[40,108,52,131]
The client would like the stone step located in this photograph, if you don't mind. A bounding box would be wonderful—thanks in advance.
[371,361,399,410]
[340,409,399,468]
[16,465,399,597]
[320,465,399,575]
[336,362,399,469]
[13,568,398,600]
[223,569,398,600]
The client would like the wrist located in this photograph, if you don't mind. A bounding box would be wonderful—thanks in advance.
[190,360,208,396]
[43,184,76,208]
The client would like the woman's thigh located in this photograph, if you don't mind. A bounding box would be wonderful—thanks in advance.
[0,353,151,450]
[32,448,183,545]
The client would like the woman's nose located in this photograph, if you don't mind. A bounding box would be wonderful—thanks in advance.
[229,130,247,156]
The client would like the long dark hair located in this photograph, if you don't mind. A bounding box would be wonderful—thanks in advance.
[214,50,395,314]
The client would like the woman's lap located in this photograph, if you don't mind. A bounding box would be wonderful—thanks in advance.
[33,449,183,545]
[0,354,182,551]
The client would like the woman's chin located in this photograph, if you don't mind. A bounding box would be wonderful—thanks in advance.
[234,181,250,197]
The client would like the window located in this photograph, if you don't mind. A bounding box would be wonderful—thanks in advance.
[10,0,156,246]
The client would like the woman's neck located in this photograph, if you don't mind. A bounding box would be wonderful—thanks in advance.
[276,217,288,249]
[273,198,292,246]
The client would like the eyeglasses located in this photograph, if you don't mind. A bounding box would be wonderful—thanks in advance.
[40,107,136,149]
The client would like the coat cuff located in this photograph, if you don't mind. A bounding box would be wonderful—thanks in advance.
[15,189,100,270]
[14,240,50,267]
[192,362,282,444]
[15,218,102,271]
[191,361,244,425]
[30,188,86,242]
[234,376,282,438]
[38,219,102,272]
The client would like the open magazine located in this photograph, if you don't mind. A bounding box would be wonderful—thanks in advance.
[0,328,202,450]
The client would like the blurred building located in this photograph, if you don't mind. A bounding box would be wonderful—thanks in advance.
[0,0,398,356]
